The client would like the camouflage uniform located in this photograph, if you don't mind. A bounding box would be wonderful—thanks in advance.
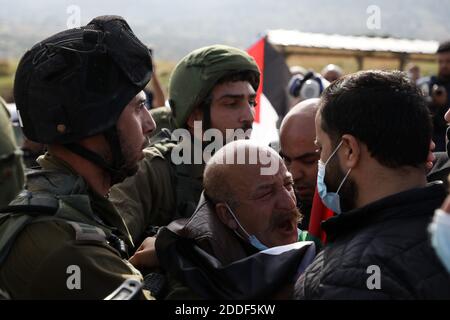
[0,153,147,299]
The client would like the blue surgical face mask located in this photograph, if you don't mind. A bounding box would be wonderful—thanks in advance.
[429,209,450,273]
[225,203,269,251]
[317,140,352,214]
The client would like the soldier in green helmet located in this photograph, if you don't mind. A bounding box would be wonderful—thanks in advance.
[0,16,157,299]
[109,45,260,246]
[0,96,25,208]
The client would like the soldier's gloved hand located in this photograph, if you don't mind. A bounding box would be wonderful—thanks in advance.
[129,236,160,268]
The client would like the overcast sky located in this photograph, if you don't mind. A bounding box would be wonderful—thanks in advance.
[1,0,449,59]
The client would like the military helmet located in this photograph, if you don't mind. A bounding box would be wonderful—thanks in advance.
[14,15,153,144]
[168,45,260,128]
[0,96,24,207]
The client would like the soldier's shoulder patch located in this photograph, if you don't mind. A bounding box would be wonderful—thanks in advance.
[66,221,107,242]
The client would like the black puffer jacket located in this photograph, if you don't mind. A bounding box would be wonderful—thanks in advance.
[295,182,450,299]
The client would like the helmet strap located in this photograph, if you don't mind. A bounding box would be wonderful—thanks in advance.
[64,143,122,182]
[64,127,128,185]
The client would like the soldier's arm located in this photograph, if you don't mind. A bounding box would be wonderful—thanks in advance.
[0,221,153,299]
[29,239,152,299]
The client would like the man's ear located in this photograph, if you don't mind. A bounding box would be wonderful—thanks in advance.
[341,134,360,169]
[186,107,203,131]
[215,203,238,230]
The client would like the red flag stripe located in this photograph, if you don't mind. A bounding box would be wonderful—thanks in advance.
[247,37,265,123]
[308,187,335,244]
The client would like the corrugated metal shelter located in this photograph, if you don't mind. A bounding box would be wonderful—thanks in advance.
[267,29,439,70]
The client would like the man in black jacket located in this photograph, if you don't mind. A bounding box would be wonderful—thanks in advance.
[295,70,450,299]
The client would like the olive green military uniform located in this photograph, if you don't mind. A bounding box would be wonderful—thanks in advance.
[148,106,177,140]
[0,153,151,299]
[109,132,205,244]
[0,96,24,207]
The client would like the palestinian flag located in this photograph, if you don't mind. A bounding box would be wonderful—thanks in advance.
[247,36,291,146]
[308,188,335,244]
[248,37,334,244]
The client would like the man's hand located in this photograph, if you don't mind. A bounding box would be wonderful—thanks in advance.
[129,236,159,269]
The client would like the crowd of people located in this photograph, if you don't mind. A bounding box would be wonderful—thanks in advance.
[0,15,449,300]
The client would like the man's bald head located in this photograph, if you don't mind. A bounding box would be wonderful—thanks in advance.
[204,140,284,208]
[281,98,320,138]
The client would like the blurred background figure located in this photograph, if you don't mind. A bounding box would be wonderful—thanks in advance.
[417,41,450,152]
[4,102,45,168]
[406,63,421,84]
[288,71,329,106]
[4,101,23,147]
[321,64,343,83]
[290,65,307,77]
[144,49,166,109]
[288,65,308,108]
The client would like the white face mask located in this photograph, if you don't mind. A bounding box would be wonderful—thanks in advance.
[429,209,450,273]
[316,140,352,214]
[224,203,269,251]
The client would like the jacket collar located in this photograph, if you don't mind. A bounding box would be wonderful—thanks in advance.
[37,152,78,175]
